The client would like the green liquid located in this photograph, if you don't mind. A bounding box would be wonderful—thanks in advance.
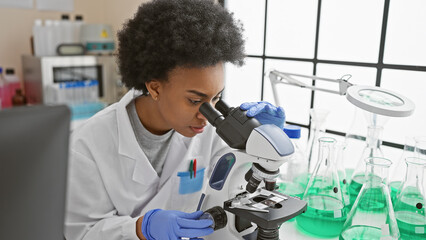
[294,172,311,189]
[277,181,304,198]
[349,174,364,207]
[297,195,347,237]
[339,225,383,240]
[394,186,425,211]
[338,170,351,206]
[389,181,402,203]
[396,211,426,239]
[345,168,355,181]
[357,187,387,211]
[277,181,305,222]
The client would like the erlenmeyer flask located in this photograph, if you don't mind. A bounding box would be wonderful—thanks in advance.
[297,137,347,237]
[394,157,426,240]
[414,136,426,159]
[344,109,388,181]
[348,125,384,208]
[340,157,400,240]
[335,141,351,207]
[389,137,415,202]
[277,125,308,222]
[306,108,329,171]
[277,125,307,199]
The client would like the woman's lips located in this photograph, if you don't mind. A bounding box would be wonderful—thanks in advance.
[190,126,205,133]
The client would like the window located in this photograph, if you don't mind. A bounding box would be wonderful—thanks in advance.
[223,0,426,151]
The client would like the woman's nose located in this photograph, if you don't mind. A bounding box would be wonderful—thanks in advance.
[196,108,208,121]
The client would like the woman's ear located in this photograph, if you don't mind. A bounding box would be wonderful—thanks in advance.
[145,80,161,101]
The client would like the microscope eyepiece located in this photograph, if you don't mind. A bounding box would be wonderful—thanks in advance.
[215,99,232,116]
[199,102,224,127]
[199,99,261,150]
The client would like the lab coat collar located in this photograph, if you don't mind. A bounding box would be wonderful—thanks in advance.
[115,89,190,186]
[116,89,159,184]
[116,89,145,160]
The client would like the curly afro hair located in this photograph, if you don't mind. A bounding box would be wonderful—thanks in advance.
[117,0,245,93]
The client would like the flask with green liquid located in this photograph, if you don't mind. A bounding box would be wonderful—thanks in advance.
[297,137,348,237]
[348,125,384,208]
[393,157,426,240]
[340,157,400,240]
[277,125,307,200]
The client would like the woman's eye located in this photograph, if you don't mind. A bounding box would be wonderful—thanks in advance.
[189,99,201,105]
[213,96,222,102]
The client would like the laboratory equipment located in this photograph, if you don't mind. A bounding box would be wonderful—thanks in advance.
[393,157,426,239]
[199,100,307,240]
[268,69,415,181]
[22,55,122,105]
[80,24,115,54]
[306,108,330,172]
[199,206,228,231]
[297,137,348,237]
[277,125,307,200]
[348,125,384,207]
[0,67,7,109]
[389,137,416,202]
[335,141,351,207]
[339,157,400,240]
[414,136,426,159]
[0,105,70,240]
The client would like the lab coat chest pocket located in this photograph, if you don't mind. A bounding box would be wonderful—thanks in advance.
[170,156,207,212]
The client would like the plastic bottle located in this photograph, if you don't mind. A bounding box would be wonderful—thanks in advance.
[0,67,8,109]
[44,20,56,56]
[74,15,84,43]
[32,19,45,56]
[4,68,21,105]
[12,89,27,106]
[60,14,74,45]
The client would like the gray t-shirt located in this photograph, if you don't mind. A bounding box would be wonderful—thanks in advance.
[126,99,174,177]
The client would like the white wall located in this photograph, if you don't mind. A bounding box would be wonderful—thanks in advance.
[0,0,148,82]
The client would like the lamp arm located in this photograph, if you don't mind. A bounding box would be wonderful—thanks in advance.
[268,70,353,96]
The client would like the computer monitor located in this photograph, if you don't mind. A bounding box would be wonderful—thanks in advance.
[0,105,70,239]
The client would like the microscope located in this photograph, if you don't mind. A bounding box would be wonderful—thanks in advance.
[199,100,307,240]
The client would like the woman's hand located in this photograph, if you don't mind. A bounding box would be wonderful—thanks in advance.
[240,101,285,129]
[141,209,213,240]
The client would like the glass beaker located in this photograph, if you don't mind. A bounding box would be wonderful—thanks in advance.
[297,137,347,237]
[335,141,351,207]
[348,125,384,208]
[339,157,400,240]
[394,157,426,240]
[277,125,307,200]
[389,137,416,202]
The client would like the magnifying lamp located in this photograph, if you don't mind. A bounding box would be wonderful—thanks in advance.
[268,70,415,118]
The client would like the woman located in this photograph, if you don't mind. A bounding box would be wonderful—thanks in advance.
[64,0,285,239]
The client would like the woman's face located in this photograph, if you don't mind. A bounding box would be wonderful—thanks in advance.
[150,63,224,137]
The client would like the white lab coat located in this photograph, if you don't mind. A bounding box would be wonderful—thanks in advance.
[64,89,229,240]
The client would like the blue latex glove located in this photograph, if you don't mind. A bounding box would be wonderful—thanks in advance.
[142,209,214,240]
[240,101,285,129]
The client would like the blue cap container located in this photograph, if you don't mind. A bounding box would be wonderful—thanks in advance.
[283,125,301,139]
